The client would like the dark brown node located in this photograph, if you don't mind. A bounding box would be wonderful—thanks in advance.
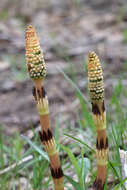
[37,90,41,99]
[42,131,48,141]
[96,138,99,149]
[32,86,41,100]
[39,131,43,142]
[39,129,53,142]
[102,101,105,112]
[92,103,101,115]
[100,138,104,149]
[51,167,64,179]
[96,138,108,150]
[93,178,104,190]
[48,129,53,139]
[32,86,46,100]
[105,137,108,149]
[41,87,46,98]
[32,86,37,100]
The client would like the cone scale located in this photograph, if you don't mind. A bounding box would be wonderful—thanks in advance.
[88,52,108,190]
[25,25,64,190]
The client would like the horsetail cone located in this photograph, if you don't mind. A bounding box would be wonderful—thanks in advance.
[88,52,106,132]
[88,52,104,103]
[25,25,46,84]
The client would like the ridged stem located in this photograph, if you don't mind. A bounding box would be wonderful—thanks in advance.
[25,25,64,190]
[88,52,108,190]
[34,86,64,190]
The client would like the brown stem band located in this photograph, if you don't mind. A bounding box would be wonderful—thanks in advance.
[32,83,64,189]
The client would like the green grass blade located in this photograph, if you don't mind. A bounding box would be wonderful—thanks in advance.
[64,133,95,153]
[58,68,94,130]
[59,144,80,178]
[21,135,49,162]
[112,177,127,190]
[64,175,83,190]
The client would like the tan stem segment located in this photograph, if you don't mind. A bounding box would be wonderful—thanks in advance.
[97,165,107,183]
[40,114,50,131]
[53,177,64,190]
[97,129,107,144]
[34,79,43,92]
[50,153,61,168]
[34,82,64,190]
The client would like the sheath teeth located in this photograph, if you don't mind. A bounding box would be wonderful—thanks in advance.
[93,178,104,190]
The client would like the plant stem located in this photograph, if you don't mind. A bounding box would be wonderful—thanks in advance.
[25,25,64,190]
[88,52,108,190]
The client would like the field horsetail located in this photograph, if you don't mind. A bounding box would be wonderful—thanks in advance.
[88,52,108,190]
[25,25,64,190]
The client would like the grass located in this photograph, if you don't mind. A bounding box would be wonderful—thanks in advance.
[9,54,28,81]
[0,59,127,189]
[123,29,127,43]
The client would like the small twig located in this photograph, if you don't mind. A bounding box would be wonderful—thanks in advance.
[0,155,33,175]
